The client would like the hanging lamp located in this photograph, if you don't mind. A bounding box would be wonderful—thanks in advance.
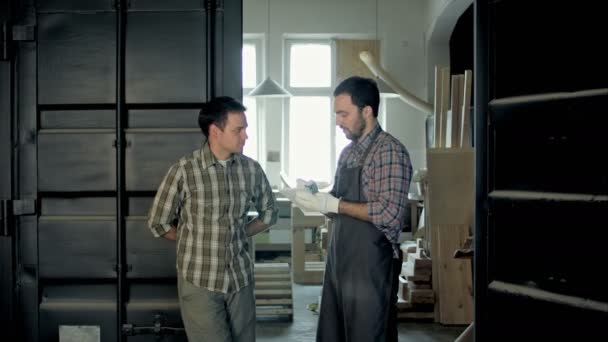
[248,0,291,97]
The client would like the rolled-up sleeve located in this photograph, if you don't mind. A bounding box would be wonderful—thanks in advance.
[367,142,412,242]
[147,163,183,237]
[254,164,278,226]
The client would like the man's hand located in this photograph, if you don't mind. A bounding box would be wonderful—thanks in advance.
[293,190,340,214]
[162,226,177,241]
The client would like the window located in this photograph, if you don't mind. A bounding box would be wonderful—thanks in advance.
[284,40,341,184]
[242,38,263,162]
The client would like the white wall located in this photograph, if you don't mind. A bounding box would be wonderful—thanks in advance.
[381,0,428,171]
[424,0,473,102]
[244,0,468,186]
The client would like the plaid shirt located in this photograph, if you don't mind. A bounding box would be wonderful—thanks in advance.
[332,123,412,257]
[148,142,278,293]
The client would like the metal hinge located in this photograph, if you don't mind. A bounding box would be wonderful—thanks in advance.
[113,0,132,10]
[12,25,35,42]
[1,24,35,61]
[112,140,131,148]
[122,314,185,337]
[1,22,7,60]
[1,200,9,236]
[12,199,36,216]
[204,0,223,11]
[114,264,133,273]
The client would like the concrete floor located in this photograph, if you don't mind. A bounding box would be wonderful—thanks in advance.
[257,284,466,342]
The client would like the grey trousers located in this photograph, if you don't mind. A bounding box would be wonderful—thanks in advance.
[178,277,256,342]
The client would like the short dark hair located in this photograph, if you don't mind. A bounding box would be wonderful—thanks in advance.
[333,76,380,117]
[198,96,246,137]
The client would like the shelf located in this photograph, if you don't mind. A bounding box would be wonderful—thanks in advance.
[488,280,608,313]
[489,190,608,202]
[489,88,608,108]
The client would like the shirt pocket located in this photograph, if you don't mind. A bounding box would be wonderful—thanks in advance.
[185,189,216,220]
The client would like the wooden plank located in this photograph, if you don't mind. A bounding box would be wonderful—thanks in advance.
[255,273,291,281]
[255,281,292,289]
[460,70,473,148]
[427,148,474,324]
[402,262,431,283]
[305,261,325,271]
[396,298,413,309]
[439,67,450,148]
[408,288,435,304]
[256,307,294,316]
[406,275,431,284]
[426,149,474,225]
[436,224,473,324]
[255,262,290,269]
[253,262,293,321]
[433,66,442,148]
[291,206,326,228]
[399,241,417,257]
[255,263,290,273]
[407,253,432,277]
[256,298,292,306]
[447,75,463,148]
[255,289,292,299]
[292,206,326,284]
[295,271,324,285]
[408,281,432,290]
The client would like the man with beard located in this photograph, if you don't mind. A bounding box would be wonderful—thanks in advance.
[293,76,412,342]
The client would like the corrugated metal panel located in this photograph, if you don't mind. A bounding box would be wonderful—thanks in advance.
[9,1,243,341]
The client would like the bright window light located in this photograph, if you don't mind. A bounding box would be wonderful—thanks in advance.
[243,96,258,161]
[242,44,257,89]
[288,96,331,182]
[335,127,350,162]
[289,44,331,87]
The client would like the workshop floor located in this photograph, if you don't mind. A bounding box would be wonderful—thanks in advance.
[257,284,466,342]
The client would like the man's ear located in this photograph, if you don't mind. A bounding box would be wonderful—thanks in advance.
[210,123,219,138]
[363,105,373,119]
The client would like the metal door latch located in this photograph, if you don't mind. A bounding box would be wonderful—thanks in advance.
[122,314,185,338]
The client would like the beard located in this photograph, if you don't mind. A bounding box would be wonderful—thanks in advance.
[344,112,366,141]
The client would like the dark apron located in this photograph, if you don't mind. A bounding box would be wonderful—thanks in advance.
[316,134,402,342]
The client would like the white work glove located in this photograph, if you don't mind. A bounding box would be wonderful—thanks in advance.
[279,178,309,203]
[280,178,319,202]
[293,190,340,214]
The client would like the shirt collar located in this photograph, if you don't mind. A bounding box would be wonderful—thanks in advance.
[199,141,241,169]
[352,123,382,155]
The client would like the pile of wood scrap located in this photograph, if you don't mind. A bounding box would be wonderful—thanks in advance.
[254,263,293,321]
[396,239,435,320]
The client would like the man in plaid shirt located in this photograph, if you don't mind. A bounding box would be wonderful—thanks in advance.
[148,96,278,342]
[293,76,412,342]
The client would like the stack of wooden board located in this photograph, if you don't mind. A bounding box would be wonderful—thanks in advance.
[254,263,293,321]
[396,240,435,320]
[424,66,474,325]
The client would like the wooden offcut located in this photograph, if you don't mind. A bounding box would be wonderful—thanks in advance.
[254,263,293,321]
[460,70,473,148]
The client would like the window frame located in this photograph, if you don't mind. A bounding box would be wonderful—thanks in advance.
[242,35,265,167]
[282,38,339,182]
